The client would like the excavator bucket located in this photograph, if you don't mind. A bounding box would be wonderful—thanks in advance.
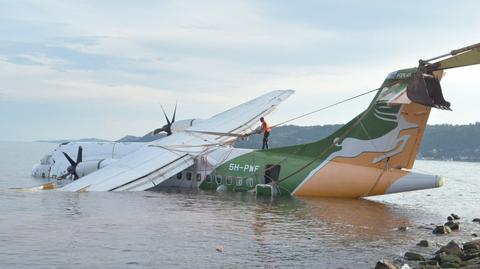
[408,42,480,110]
[407,70,451,110]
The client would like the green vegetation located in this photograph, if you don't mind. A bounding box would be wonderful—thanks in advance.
[419,123,480,161]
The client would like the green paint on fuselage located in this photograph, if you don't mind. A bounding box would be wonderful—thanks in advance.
[200,68,417,195]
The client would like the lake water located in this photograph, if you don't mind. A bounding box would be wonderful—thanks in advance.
[0,141,479,268]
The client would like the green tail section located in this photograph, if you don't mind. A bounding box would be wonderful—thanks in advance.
[201,68,434,196]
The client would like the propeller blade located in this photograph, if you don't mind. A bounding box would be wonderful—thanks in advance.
[172,101,177,123]
[152,127,166,135]
[76,146,83,164]
[160,105,171,126]
[60,146,84,180]
[58,173,69,180]
[62,152,76,167]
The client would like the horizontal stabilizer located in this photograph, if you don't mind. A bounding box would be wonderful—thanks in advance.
[385,171,444,195]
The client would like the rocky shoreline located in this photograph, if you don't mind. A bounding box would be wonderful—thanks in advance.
[375,214,480,269]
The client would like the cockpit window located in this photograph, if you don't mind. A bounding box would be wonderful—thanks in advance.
[40,155,52,165]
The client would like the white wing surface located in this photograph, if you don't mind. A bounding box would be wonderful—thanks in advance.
[60,90,294,192]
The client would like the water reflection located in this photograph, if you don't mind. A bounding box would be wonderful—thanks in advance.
[299,197,411,240]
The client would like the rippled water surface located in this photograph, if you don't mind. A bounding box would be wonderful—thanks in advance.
[0,141,479,268]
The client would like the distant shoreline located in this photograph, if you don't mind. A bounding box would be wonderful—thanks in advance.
[32,123,480,162]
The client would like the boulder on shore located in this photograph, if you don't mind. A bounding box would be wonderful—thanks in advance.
[435,252,462,268]
[433,225,452,234]
[417,240,430,247]
[445,220,460,231]
[463,239,480,253]
[436,240,464,257]
[451,213,461,220]
[374,259,399,269]
[404,251,425,261]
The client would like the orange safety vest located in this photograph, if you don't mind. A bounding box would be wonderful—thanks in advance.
[261,121,272,133]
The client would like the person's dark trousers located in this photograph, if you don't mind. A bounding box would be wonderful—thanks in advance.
[262,132,270,149]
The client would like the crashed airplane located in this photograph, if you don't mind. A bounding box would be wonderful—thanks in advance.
[32,42,480,198]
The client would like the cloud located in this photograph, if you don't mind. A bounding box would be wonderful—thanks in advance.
[0,0,479,141]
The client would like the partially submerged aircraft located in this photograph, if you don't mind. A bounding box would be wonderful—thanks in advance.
[34,43,480,198]
[32,104,193,180]
[33,90,294,189]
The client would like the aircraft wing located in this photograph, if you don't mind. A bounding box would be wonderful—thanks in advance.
[188,89,294,136]
[60,90,294,191]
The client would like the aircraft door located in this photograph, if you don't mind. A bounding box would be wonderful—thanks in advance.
[264,164,281,184]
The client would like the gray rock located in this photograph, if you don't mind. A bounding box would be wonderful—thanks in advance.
[435,252,462,267]
[417,240,430,247]
[405,251,426,261]
[451,213,460,220]
[473,218,480,223]
[419,260,439,267]
[463,256,480,267]
[436,240,464,257]
[472,233,478,237]
[440,261,461,268]
[462,251,480,261]
[374,259,399,269]
[464,240,480,253]
[433,225,452,234]
[444,220,460,231]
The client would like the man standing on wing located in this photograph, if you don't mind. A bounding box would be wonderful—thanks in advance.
[259,117,272,150]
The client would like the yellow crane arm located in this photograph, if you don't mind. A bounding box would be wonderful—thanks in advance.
[428,42,480,70]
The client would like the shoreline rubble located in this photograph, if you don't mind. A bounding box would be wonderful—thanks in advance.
[375,214,480,269]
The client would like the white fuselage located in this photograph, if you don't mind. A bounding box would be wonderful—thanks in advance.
[32,142,145,179]
[150,147,253,190]
[32,141,254,191]
[32,119,206,180]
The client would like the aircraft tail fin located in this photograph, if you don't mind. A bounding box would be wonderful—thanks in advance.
[289,68,437,170]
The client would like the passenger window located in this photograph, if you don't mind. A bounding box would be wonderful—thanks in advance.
[196,173,202,182]
[176,172,183,180]
[215,175,223,185]
[186,172,192,181]
[236,177,243,186]
[205,174,212,183]
[226,176,233,185]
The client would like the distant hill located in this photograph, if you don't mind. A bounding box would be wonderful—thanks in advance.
[117,133,166,142]
[36,138,110,143]
[36,134,166,144]
[37,123,480,162]
[419,123,480,161]
[235,123,480,162]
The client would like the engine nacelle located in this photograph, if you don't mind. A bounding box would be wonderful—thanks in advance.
[75,159,118,178]
[170,119,202,133]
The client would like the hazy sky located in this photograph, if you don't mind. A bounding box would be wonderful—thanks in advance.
[1,0,479,141]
